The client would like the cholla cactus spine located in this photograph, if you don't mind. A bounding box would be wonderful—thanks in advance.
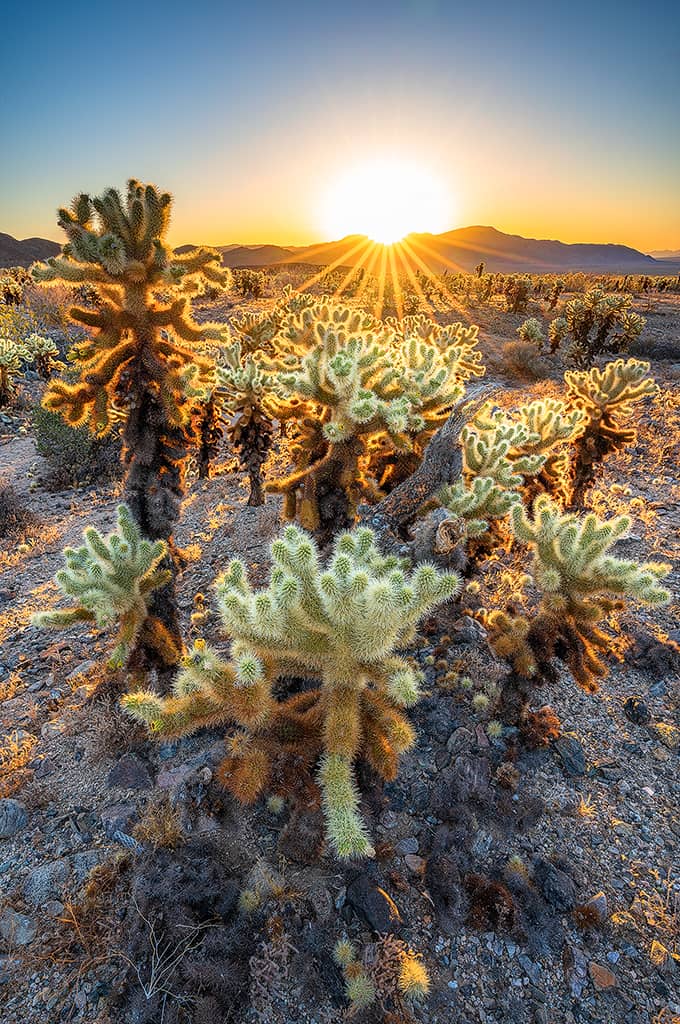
[123,524,459,858]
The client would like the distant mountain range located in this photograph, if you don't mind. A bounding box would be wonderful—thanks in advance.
[2,225,678,274]
[0,232,60,267]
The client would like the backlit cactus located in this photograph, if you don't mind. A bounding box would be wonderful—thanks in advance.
[517,318,544,346]
[565,358,657,503]
[21,332,64,379]
[32,180,231,671]
[122,524,459,858]
[0,338,23,405]
[485,495,670,704]
[552,288,645,365]
[33,505,178,670]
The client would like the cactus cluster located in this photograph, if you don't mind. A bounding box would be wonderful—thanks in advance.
[263,301,482,537]
[549,288,644,365]
[32,180,231,670]
[123,524,459,858]
[439,398,585,538]
[33,505,178,670]
[517,317,544,346]
[21,332,64,379]
[333,936,430,1011]
[485,496,670,709]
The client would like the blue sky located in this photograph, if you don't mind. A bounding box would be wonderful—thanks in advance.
[1,0,678,249]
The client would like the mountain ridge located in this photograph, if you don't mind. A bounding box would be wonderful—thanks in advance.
[2,227,678,274]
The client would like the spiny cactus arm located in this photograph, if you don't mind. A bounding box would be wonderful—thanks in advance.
[318,753,375,859]
[32,607,97,629]
[33,257,112,286]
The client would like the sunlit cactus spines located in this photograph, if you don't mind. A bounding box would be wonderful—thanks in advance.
[32,180,232,671]
[264,299,479,537]
[21,332,64,379]
[0,338,23,405]
[565,358,657,503]
[123,523,459,858]
[485,495,670,703]
[33,504,180,670]
[517,317,544,346]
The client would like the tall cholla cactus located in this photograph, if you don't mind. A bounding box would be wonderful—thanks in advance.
[215,341,283,505]
[484,496,670,718]
[123,524,460,858]
[21,333,64,379]
[0,338,23,405]
[551,288,644,366]
[265,301,480,538]
[32,180,231,672]
[565,358,657,503]
[33,505,176,670]
[438,399,584,538]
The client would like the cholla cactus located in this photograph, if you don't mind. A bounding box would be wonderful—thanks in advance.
[438,398,583,539]
[216,342,281,505]
[266,301,480,537]
[485,495,670,709]
[32,180,231,671]
[123,524,459,858]
[547,279,564,310]
[0,338,23,405]
[504,274,532,313]
[565,358,657,503]
[33,505,177,670]
[21,333,64,379]
[548,315,568,353]
[553,288,644,365]
[517,318,544,346]
[334,935,430,1010]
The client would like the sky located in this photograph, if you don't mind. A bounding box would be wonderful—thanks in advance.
[1,0,679,252]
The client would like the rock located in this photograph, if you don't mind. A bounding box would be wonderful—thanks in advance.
[347,872,404,933]
[0,798,28,839]
[405,854,426,873]
[100,801,137,836]
[564,945,588,998]
[553,733,586,776]
[23,859,70,905]
[0,908,36,946]
[534,858,576,911]
[40,720,65,739]
[107,753,153,790]
[582,891,608,925]
[396,836,419,855]
[65,660,96,683]
[623,696,651,725]
[589,961,617,989]
[446,727,474,756]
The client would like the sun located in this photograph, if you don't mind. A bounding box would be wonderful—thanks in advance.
[321,158,451,245]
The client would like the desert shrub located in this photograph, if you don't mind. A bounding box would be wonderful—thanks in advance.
[33,404,123,488]
[0,482,39,540]
[502,339,556,381]
[124,524,459,858]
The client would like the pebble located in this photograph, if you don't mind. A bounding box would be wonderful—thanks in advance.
[0,909,36,946]
[553,733,586,776]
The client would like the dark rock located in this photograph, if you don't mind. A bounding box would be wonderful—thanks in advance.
[553,733,586,776]
[534,858,576,911]
[0,908,36,946]
[346,871,404,933]
[107,754,154,790]
[623,696,651,725]
[0,798,27,839]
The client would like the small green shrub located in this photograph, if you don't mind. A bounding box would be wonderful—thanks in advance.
[33,405,123,488]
